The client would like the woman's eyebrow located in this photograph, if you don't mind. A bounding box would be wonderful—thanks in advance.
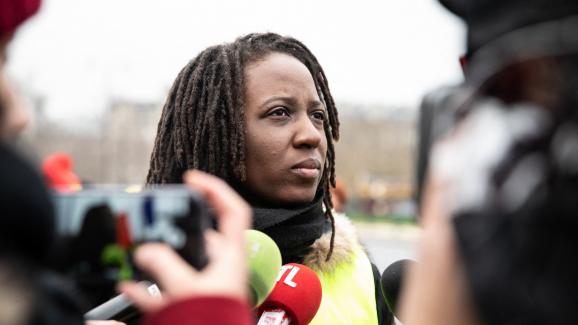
[260,96,295,109]
[309,100,324,109]
[259,96,323,110]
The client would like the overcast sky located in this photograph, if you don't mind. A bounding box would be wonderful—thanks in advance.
[7,0,465,123]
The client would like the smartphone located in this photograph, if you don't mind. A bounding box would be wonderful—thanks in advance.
[51,185,211,307]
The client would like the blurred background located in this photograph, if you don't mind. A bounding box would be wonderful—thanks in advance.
[6,0,465,269]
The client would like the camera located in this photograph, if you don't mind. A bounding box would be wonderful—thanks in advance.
[415,85,470,207]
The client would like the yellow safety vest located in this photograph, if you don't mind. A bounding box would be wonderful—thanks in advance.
[308,243,378,325]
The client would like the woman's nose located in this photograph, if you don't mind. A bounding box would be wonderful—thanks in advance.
[292,115,322,149]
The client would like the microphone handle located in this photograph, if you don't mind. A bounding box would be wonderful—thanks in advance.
[84,282,161,321]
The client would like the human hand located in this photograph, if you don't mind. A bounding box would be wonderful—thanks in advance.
[399,140,482,325]
[119,170,251,312]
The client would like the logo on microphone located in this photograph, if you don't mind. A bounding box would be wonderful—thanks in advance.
[258,263,322,325]
[276,264,301,288]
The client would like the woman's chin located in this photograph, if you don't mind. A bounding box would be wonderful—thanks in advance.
[239,183,320,208]
[272,191,318,207]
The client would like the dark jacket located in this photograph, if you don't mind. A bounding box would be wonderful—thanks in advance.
[0,144,86,324]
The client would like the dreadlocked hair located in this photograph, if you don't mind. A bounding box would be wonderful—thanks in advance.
[147,33,340,260]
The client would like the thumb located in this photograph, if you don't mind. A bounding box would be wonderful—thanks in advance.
[118,281,164,313]
[133,243,198,292]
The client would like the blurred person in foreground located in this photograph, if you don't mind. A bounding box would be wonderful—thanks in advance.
[0,1,70,322]
[0,1,253,324]
[400,0,578,324]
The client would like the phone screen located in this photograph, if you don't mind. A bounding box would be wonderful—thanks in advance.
[51,185,210,307]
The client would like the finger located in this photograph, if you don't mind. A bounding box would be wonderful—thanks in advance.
[118,281,163,313]
[420,174,450,228]
[132,243,198,292]
[204,230,247,281]
[184,170,251,242]
[204,229,225,263]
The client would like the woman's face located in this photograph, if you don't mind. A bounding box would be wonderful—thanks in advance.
[243,52,328,206]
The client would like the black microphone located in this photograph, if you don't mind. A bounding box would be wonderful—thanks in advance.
[84,281,161,322]
[380,259,415,319]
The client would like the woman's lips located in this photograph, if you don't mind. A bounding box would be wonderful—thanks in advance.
[291,158,321,179]
[291,167,320,178]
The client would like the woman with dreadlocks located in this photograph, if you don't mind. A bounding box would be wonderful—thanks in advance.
[147,33,392,324]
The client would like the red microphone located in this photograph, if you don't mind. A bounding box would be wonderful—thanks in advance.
[257,263,322,325]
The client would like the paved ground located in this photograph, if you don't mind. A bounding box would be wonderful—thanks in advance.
[353,222,420,272]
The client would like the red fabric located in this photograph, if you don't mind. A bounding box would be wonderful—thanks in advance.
[143,296,253,325]
[0,0,41,39]
[257,263,322,325]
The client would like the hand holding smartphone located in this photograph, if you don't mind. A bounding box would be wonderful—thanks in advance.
[51,184,211,306]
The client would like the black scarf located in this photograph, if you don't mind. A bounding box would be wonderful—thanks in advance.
[251,192,331,264]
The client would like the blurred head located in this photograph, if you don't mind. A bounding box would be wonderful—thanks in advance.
[439,0,578,56]
[0,0,41,141]
[147,33,340,209]
[439,0,578,113]
[330,178,348,213]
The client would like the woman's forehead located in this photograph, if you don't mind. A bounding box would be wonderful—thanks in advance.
[246,52,311,80]
[244,52,317,97]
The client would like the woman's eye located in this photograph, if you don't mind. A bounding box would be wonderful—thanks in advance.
[269,107,290,117]
[311,111,326,121]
